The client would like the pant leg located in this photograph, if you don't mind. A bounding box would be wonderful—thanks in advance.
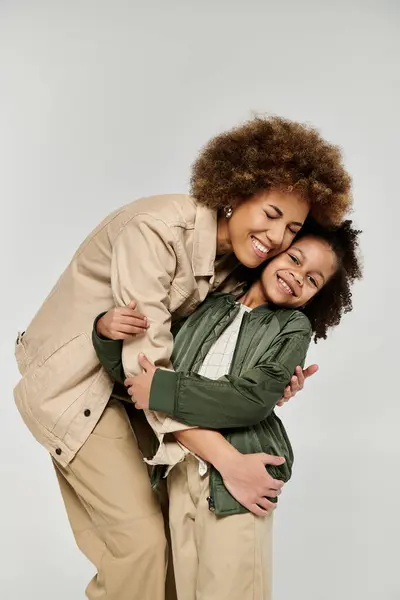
[54,465,107,595]
[168,456,274,600]
[158,478,178,600]
[54,398,168,600]
[167,459,199,600]
[125,402,177,600]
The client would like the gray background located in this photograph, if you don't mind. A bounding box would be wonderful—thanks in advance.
[1,1,399,598]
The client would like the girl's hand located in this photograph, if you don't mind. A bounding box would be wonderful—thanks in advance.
[96,301,148,340]
[124,353,156,410]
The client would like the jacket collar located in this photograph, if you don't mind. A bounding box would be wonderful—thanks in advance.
[192,204,218,277]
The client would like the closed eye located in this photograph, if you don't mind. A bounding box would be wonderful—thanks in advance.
[288,254,299,265]
[264,210,278,219]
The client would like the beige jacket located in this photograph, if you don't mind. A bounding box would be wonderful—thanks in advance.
[14,194,238,467]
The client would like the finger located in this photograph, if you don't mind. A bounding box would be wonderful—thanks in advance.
[263,486,282,498]
[112,332,136,340]
[127,300,137,310]
[117,310,148,323]
[260,453,285,467]
[262,479,284,496]
[138,353,148,372]
[138,353,156,372]
[106,330,139,340]
[289,375,300,393]
[114,323,147,335]
[276,386,291,406]
[283,385,292,400]
[271,478,285,490]
[117,315,147,325]
[257,497,277,511]
[123,326,147,335]
[248,504,270,517]
[295,366,305,388]
[303,364,319,379]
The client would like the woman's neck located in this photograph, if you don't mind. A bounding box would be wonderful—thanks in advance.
[239,280,268,309]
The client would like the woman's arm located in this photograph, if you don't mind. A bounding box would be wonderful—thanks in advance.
[173,428,285,516]
[110,214,177,377]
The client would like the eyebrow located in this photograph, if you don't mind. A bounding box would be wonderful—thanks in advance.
[290,246,326,284]
[269,205,304,228]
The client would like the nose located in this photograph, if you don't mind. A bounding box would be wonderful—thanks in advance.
[291,271,304,286]
[265,222,286,249]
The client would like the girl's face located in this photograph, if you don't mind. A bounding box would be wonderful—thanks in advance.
[260,236,338,308]
[218,189,310,268]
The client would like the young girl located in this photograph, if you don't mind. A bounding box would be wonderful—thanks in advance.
[93,220,362,600]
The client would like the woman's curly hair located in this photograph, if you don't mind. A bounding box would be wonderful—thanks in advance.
[297,219,363,342]
[191,116,352,226]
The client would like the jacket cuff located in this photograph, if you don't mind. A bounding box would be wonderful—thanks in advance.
[149,369,178,416]
[92,312,122,363]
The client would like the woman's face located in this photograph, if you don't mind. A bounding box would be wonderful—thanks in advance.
[220,189,310,268]
[260,236,338,308]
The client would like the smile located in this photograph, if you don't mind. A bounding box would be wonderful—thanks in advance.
[251,236,270,258]
[277,276,295,296]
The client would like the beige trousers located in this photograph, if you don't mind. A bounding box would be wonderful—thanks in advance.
[168,455,274,600]
[54,399,176,600]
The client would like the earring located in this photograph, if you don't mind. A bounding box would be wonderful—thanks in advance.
[224,206,233,219]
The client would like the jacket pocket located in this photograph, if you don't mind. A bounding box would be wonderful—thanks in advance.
[14,333,98,432]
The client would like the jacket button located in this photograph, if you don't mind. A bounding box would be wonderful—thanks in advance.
[55,448,62,456]
[84,409,91,417]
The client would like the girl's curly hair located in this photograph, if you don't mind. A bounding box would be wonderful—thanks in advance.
[297,219,363,342]
[191,116,352,226]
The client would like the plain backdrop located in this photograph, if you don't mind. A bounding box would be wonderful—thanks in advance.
[1,1,399,599]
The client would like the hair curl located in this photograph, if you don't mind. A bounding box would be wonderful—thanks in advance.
[191,116,352,226]
[297,219,363,341]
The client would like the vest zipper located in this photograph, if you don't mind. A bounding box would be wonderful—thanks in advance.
[228,310,249,375]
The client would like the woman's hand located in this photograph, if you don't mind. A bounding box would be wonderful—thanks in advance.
[276,364,319,407]
[96,301,148,340]
[218,452,285,517]
[174,428,285,517]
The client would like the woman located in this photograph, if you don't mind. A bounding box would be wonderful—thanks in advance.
[94,221,362,600]
[14,116,352,600]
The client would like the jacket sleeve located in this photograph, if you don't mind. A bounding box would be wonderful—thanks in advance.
[92,313,125,384]
[149,313,312,429]
[110,214,177,377]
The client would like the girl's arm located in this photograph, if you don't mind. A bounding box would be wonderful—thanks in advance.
[94,309,312,429]
[149,312,312,428]
[173,428,285,516]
